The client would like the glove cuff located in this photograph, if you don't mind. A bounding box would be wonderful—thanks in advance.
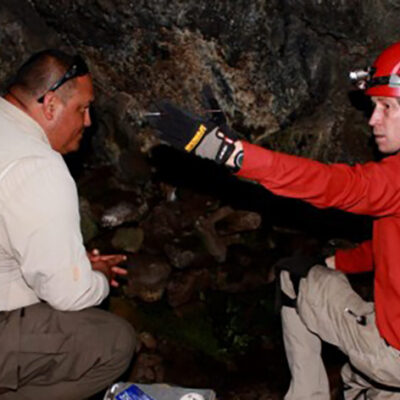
[216,139,236,164]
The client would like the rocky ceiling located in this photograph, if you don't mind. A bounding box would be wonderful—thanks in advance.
[3,0,400,169]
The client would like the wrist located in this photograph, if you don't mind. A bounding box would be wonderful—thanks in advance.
[92,261,112,282]
[226,140,244,170]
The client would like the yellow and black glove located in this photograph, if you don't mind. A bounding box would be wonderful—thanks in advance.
[147,100,239,166]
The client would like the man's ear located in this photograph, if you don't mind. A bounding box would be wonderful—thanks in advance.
[42,92,59,120]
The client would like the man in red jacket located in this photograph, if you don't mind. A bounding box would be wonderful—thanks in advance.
[149,42,400,399]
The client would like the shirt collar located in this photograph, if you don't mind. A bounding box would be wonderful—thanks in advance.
[0,97,50,146]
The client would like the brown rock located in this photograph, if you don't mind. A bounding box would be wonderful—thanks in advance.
[139,331,158,351]
[130,353,164,383]
[125,255,171,302]
[164,243,195,270]
[216,210,262,235]
[195,207,244,262]
[167,269,211,307]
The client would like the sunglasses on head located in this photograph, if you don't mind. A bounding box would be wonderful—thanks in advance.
[37,55,89,103]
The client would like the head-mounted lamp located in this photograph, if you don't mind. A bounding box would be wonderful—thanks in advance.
[349,67,375,90]
[349,66,400,92]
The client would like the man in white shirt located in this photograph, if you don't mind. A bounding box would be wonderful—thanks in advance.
[0,50,135,399]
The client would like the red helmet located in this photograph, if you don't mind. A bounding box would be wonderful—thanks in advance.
[365,42,400,97]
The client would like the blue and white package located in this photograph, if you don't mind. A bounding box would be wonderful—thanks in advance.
[115,384,156,400]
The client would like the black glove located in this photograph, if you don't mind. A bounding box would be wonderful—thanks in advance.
[147,100,238,165]
[201,84,230,129]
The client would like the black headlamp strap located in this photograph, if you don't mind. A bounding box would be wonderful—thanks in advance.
[367,75,390,89]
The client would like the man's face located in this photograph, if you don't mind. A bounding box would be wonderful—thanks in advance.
[50,74,94,154]
[369,96,400,154]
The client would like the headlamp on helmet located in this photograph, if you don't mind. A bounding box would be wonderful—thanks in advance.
[349,42,400,97]
[349,67,375,90]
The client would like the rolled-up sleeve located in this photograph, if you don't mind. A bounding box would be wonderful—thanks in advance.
[1,156,109,311]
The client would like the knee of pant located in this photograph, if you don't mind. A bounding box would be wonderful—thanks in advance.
[86,311,136,370]
[305,265,347,295]
[110,314,137,362]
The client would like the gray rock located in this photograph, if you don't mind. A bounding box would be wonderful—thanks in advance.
[101,201,148,228]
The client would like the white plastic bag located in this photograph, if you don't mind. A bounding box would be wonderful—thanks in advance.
[104,382,217,400]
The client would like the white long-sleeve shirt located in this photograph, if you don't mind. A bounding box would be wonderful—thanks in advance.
[0,98,109,311]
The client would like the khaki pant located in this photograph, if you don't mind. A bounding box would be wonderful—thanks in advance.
[281,266,400,400]
[0,302,136,400]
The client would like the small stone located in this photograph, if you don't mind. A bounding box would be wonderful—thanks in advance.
[130,353,164,383]
[164,243,195,269]
[139,331,158,350]
[112,227,144,253]
[125,255,171,302]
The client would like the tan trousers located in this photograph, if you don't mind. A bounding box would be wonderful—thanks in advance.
[281,266,400,400]
[0,302,136,400]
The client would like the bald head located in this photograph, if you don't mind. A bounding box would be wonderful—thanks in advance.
[7,49,78,103]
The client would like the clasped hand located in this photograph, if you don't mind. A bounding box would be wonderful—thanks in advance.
[87,248,128,288]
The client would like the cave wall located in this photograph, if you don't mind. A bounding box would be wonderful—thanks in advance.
[3,0,400,171]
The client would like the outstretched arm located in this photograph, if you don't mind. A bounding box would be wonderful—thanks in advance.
[148,101,400,217]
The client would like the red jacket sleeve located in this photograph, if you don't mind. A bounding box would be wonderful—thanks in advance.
[236,142,400,217]
[335,240,374,273]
